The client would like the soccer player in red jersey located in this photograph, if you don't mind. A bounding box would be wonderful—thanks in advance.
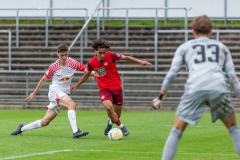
[71,39,151,136]
[11,43,91,138]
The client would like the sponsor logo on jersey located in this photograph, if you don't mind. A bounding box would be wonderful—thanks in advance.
[98,67,106,75]
[60,76,70,82]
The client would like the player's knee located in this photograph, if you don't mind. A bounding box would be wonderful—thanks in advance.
[226,121,237,129]
[222,113,237,129]
[68,102,76,110]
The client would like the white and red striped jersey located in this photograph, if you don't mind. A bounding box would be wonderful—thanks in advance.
[44,57,86,94]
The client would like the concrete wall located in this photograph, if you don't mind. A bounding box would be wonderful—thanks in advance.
[0,0,239,18]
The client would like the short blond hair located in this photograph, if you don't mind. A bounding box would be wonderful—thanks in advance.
[192,15,213,35]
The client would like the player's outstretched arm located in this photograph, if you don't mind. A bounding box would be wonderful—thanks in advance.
[90,70,99,77]
[71,70,92,92]
[121,55,152,66]
[26,76,48,101]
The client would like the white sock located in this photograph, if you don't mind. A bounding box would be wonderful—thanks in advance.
[120,124,124,128]
[68,110,78,133]
[108,119,113,125]
[229,125,240,157]
[21,120,42,132]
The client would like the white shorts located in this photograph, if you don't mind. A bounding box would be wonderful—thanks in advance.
[176,90,234,125]
[47,88,68,113]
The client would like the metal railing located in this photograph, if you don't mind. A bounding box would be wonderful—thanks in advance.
[1,28,240,71]
[213,29,240,40]
[155,29,240,71]
[68,0,105,54]
[0,70,182,107]
[0,30,12,70]
[0,70,157,108]
[0,70,239,108]
[96,8,188,71]
[158,29,240,41]
[0,8,88,48]
[96,8,189,48]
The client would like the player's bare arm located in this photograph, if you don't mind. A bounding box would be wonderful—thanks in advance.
[26,76,48,101]
[121,55,152,66]
[71,70,92,92]
[85,69,99,78]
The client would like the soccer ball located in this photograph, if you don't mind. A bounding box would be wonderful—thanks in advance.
[152,97,162,109]
[108,128,123,141]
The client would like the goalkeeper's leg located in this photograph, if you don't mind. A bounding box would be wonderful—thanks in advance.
[222,112,240,158]
[162,117,188,160]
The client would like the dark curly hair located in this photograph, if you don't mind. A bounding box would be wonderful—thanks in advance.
[92,39,110,50]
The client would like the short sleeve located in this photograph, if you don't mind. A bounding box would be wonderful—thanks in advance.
[44,67,53,79]
[76,61,86,71]
[110,51,122,62]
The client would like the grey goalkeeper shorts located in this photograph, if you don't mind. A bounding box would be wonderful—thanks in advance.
[176,90,234,125]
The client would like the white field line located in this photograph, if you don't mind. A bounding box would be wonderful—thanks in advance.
[0,150,71,160]
[0,149,237,160]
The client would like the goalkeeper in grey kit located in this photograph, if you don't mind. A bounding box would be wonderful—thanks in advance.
[156,15,240,159]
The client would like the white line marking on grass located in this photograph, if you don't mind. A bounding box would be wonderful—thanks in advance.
[0,149,237,160]
[0,150,72,160]
[0,149,156,160]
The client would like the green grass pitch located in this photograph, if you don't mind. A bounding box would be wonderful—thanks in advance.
[0,109,239,160]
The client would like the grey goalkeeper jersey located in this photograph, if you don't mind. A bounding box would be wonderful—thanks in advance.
[161,37,240,94]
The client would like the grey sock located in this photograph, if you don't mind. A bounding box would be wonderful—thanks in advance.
[162,128,182,160]
[229,125,240,157]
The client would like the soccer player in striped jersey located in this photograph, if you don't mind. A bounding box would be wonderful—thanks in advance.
[11,43,90,138]
[71,39,151,136]
[159,15,240,159]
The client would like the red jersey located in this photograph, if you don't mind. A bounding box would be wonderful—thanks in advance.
[87,51,122,90]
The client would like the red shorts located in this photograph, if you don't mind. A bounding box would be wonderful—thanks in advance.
[99,89,123,106]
